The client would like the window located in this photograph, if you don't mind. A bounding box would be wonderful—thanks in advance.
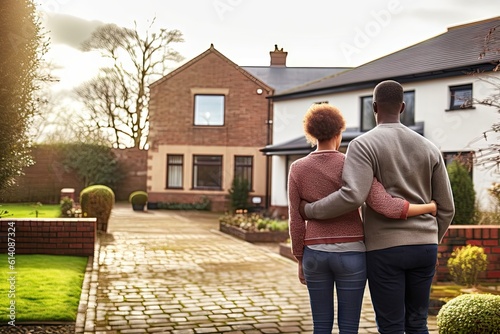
[449,84,473,110]
[194,95,224,126]
[166,155,183,189]
[360,91,415,131]
[192,155,222,190]
[443,151,473,178]
[234,156,253,190]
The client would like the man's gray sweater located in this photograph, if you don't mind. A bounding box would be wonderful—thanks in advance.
[304,123,455,252]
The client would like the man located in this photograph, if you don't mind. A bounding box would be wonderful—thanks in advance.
[299,80,455,334]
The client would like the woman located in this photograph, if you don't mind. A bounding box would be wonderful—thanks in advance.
[288,103,436,334]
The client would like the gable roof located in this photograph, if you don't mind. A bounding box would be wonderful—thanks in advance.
[149,44,273,92]
[243,66,350,94]
[150,44,352,93]
[272,17,500,100]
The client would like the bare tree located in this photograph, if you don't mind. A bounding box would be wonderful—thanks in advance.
[469,23,500,174]
[76,21,183,149]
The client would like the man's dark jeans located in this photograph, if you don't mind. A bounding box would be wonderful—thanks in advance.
[367,244,437,334]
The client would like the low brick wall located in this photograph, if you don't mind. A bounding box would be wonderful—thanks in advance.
[435,225,500,283]
[0,218,96,256]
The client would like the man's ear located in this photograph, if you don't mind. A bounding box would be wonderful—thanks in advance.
[399,101,406,114]
[372,101,378,113]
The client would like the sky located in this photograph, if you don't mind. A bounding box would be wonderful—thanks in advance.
[37,0,499,94]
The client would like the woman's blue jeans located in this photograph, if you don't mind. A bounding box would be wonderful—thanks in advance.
[302,247,367,334]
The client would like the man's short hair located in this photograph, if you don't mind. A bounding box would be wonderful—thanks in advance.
[373,80,404,106]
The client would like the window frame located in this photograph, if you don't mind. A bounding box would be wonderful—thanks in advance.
[448,84,473,111]
[192,155,223,190]
[443,151,474,178]
[234,155,254,191]
[166,154,183,189]
[193,94,225,126]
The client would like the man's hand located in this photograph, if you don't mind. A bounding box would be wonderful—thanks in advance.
[299,200,309,220]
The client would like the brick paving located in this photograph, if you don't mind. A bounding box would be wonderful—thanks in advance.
[75,204,438,333]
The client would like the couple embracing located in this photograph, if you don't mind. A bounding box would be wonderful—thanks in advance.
[288,80,455,334]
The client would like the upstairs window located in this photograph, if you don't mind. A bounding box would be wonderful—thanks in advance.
[192,155,222,190]
[449,84,473,110]
[361,91,415,131]
[166,155,183,189]
[194,94,224,126]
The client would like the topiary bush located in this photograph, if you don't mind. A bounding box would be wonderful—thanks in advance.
[80,185,115,232]
[447,160,476,224]
[129,191,147,211]
[447,244,488,287]
[437,293,500,334]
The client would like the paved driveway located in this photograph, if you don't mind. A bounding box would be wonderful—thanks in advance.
[77,204,438,333]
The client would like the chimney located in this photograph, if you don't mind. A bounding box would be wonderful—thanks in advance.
[270,45,287,67]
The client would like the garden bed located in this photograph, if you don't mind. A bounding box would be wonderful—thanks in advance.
[279,242,296,261]
[219,222,289,243]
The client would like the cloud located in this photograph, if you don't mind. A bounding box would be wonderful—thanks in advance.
[42,13,104,50]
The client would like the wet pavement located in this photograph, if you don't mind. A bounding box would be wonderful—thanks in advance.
[75,204,438,333]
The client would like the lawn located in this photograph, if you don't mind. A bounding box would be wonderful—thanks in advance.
[0,203,61,218]
[0,254,88,322]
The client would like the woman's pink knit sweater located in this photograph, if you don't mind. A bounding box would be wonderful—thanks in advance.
[288,150,409,259]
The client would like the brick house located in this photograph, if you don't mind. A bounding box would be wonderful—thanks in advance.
[147,45,348,211]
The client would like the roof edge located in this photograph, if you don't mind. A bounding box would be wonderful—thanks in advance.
[150,44,273,92]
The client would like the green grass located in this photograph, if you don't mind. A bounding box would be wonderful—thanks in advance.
[0,254,88,322]
[0,203,61,218]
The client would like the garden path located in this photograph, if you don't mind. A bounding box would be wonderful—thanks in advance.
[75,203,438,334]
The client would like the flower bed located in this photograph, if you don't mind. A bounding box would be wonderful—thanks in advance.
[218,212,289,243]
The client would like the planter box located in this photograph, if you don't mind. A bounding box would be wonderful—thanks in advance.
[279,243,296,262]
[219,223,289,243]
[132,204,145,211]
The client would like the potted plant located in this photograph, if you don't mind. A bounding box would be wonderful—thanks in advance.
[129,191,148,211]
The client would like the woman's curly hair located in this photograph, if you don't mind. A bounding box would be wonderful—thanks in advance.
[303,103,346,145]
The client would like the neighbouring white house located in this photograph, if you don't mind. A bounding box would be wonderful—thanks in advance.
[261,16,500,216]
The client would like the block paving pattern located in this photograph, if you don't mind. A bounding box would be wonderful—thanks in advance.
[76,205,438,333]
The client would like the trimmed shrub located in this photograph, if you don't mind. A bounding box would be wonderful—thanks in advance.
[129,190,147,211]
[447,160,476,224]
[447,244,488,287]
[129,191,148,205]
[80,185,115,231]
[437,293,500,334]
